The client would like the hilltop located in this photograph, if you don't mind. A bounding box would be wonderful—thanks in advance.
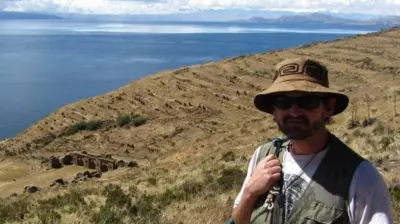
[0,27,399,223]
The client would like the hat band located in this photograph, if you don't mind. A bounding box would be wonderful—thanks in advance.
[274,74,329,88]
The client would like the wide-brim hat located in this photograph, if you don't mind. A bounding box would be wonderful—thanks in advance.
[254,57,349,116]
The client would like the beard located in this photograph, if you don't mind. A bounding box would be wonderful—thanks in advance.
[276,115,325,140]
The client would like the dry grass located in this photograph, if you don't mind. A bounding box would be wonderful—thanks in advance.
[0,26,399,223]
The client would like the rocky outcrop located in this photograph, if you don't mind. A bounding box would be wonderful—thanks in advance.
[24,185,40,193]
[48,156,62,169]
[72,170,102,183]
[50,178,68,187]
[127,161,138,168]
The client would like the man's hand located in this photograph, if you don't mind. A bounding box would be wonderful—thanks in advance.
[243,154,282,197]
[232,154,282,224]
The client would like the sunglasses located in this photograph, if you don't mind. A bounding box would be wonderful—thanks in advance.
[273,95,326,111]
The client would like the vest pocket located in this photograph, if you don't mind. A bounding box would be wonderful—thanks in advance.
[300,201,346,224]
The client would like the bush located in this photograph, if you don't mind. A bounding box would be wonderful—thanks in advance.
[64,120,108,135]
[102,184,132,208]
[33,134,56,146]
[390,184,400,202]
[116,115,147,127]
[133,194,161,224]
[0,197,31,223]
[38,189,87,213]
[92,206,124,224]
[389,184,400,222]
[38,210,61,224]
[92,184,137,223]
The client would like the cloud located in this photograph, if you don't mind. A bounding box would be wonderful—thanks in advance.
[3,0,400,15]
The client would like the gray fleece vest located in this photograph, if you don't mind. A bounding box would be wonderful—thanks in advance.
[250,133,364,224]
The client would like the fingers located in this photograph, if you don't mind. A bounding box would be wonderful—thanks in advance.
[263,154,277,161]
[261,155,281,168]
[269,172,281,181]
[266,165,281,175]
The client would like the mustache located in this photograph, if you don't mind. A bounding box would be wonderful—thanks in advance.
[283,116,309,124]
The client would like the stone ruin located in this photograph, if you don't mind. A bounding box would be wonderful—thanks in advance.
[47,151,138,172]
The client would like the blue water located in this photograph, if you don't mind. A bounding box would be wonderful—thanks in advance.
[0,20,382,140]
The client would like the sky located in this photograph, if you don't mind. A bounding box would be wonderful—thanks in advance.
[0,0,399,16]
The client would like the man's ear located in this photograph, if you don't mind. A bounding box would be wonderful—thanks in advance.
[324,97,336,117]
[272,109,277,122]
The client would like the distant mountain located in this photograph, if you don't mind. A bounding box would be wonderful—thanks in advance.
[236,12,400,27]
[369,15,400,26]
[0,11,63,20]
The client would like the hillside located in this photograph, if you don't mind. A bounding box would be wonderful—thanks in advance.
[0,27,399,223]
[237,12,400,27]
[0,11,62,20]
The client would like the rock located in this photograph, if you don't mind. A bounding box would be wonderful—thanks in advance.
[91,171,102,178]
[75,172,84,179]
[49,156,62,169]
[50,178,68,187]
[83,171,93,178]
[24,185,40,193]
[127,161,138,168]
[62,154,73,165]
[117,160,126,167]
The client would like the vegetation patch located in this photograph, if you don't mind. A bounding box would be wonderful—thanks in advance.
[216,167,246,192]
[116,114,147,127]
[0,196,32,224]
[32,133,56,147]
[92,184,137,224]
[389,184,400,221]
[64,120,110,136]
[38,189,87,214]
[60,114,147,136]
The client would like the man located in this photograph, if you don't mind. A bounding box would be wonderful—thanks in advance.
[230,58,394,224]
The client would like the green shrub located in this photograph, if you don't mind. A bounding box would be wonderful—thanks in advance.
[38,190,86,213]
[93,184,137,223]
[133,194,161,224]
[64,120,108,135]
[33,134,56,146]
[116,115,147,127]
[38,210,61,224]
[92,206,124,224]
[0,197,31,223]
[390,184,400,202]
[102,184,132,208]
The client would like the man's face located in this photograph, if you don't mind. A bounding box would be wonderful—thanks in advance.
[272,92,334,140]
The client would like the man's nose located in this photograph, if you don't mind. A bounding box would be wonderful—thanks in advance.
[286,103,303,116]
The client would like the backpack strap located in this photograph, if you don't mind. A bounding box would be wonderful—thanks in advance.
[257,137,289,224]
[225,138,289,224]
[256,138,288,165]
